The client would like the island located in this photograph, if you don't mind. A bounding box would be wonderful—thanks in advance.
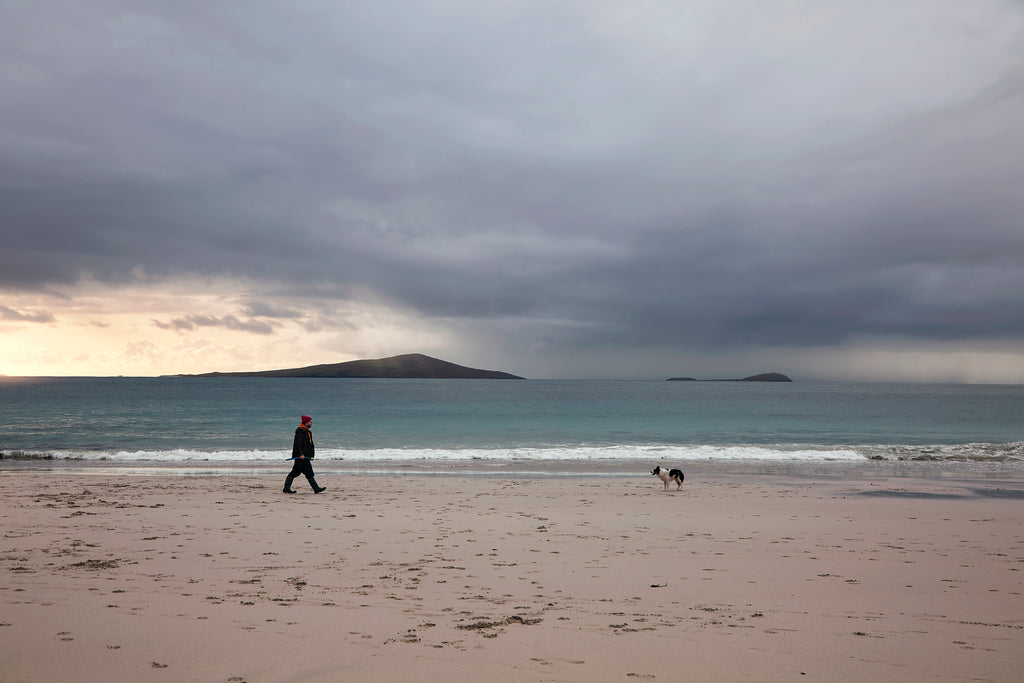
[182,353,525,379]
[739,373,792,382]
[667,372,792,382]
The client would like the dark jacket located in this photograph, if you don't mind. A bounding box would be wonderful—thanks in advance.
[292,425,315,459]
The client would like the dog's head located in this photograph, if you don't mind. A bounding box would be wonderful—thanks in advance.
[651,466,662,476]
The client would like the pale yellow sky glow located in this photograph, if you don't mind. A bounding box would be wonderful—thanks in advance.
[0,279,457,377]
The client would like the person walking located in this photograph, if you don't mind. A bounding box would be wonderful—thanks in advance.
[284,414,325,494]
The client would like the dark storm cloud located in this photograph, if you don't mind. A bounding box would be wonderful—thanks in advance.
[2,1,1024,358]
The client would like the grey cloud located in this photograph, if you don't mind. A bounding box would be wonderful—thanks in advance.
[0,305,55,323]
[152,318,194,333]
[153,314,276,335]
[2,1,1024,371]
[240,303,304,319]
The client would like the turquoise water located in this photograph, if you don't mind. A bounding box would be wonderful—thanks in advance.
[1,377,1022,469]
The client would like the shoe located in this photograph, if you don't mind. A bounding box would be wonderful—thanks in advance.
[283,488,296,494]
[314,486,326,494]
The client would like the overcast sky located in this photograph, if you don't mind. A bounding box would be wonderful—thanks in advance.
[2,1,1024,381]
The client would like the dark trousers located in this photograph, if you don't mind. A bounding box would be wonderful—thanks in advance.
[285,457,321,491]
[288,457,315,480]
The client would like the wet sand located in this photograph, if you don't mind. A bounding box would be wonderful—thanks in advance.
[2,470,1023,681]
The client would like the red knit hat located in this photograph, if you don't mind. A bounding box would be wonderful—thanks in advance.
[301,415,312,425]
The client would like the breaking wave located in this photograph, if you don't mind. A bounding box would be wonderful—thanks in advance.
[5,442,1022,463]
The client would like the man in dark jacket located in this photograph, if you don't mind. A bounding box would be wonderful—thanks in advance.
[284,415,325,494]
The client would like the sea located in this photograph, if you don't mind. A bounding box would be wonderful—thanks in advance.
[1,377,1022,479]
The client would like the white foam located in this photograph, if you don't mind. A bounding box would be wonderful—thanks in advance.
[36,444,866,462]
[12,442,1020,463]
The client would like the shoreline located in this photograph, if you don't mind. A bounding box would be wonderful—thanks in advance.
[4,456,1024,483]
[2,471,1023,681]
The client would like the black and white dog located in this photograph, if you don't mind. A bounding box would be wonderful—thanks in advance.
[651,465,685,491]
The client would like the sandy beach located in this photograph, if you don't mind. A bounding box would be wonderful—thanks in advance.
[2,469,1023,682]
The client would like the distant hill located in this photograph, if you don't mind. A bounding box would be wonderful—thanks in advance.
[187,353,525,379]
[740,373,792,382]
[667,372,792,382]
